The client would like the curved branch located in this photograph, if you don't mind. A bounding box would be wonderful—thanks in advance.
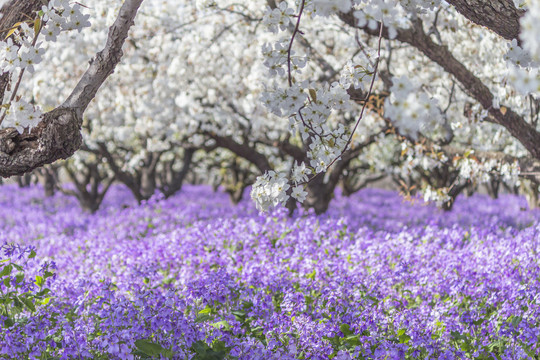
[0,0,144,178]
[339,13,540,160]
[207,132,272,173]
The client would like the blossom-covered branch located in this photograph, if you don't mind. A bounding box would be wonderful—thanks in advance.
[0,0,143,178]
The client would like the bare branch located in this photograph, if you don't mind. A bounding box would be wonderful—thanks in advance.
[206,132,272,173]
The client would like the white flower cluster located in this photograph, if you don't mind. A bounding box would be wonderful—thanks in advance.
[399,0,441,12]
[519,2,540,61]
[0,36,44,74]
[507,65,540,96]
[455,156,520,186]
[401,142,522,206]
[384,76,443,139]
[41,0,91,40]
[399,142,445,174]
[0,0,90,134]
[262,1,295,33]
[506,2,540,97]
[252,1,379,211]
[422,185,451,207]
[251,171,291,211]
[3,99,42,133]
[261,39,306,77]
[311,0,352,17]
[353,0,411,39]
[505,39,537,68]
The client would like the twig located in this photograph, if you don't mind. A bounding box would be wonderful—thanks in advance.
[0,17,42,127]
[286,0,305,87]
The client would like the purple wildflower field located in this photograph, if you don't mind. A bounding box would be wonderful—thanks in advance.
[1,185,540,359]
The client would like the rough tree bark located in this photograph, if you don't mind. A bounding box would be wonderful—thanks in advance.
[445,0,524,41]
[96,143,162,203]
[0,0,144,178]
[208,133,272,173]
[159,148,196,198]
[60,160,115,213]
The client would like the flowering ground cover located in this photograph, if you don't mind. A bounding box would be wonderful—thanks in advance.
[0,185,539,360]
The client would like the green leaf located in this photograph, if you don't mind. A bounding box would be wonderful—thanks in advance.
[0,264,12,277]
[211,340,230,353]
[3,277,10,288]
[134,339,165,357]
[397,329,411,344]
[3,318,14,327]
[195,313,212,323]
[15,272,24,284]
[231,310,246,322]
[306,269,316,280]
[345,335,361,346]
[195,305,214,322]
[199,306,212,314]
[35,275,44,287]
[39,297,51,305]
[191,340,227,360]
[191,341,211,354]
[34,17,41,37]
[36,288,51,297]
[340,323,352,336]
[308,89,317,102]
[4,22,22,40]
[21,296,36,312]
[211,320,231,331]
[161,348,174,359]
[28,249,36,259]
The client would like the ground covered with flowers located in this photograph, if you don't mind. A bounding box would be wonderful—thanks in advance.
[0,185,539,359]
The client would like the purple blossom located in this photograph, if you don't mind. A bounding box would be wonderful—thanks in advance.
[0,184,538,358]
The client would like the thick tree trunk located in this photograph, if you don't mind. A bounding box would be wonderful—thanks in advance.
[140,168,157,201]
[521,180,540,210]
[42,169,56,197]
[485,179,500,199]
[160,148,195,198]
[305,176,334,215]
[16,173,34,188]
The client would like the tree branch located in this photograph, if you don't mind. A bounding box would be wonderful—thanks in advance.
[0,0,144,178]
[339,13,540,160]
[207,132,272,173]
[445,0,524,42]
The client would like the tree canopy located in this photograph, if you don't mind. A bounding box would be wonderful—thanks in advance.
[0,0,539,212]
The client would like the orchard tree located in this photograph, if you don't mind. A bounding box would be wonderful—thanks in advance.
[0,0,143,177]
[26,0,202,203]
[247,0,540,211]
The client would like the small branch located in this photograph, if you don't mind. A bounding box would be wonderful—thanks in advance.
[324,22,384,173]
[286,0,305,87]
[0,18,43,127]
